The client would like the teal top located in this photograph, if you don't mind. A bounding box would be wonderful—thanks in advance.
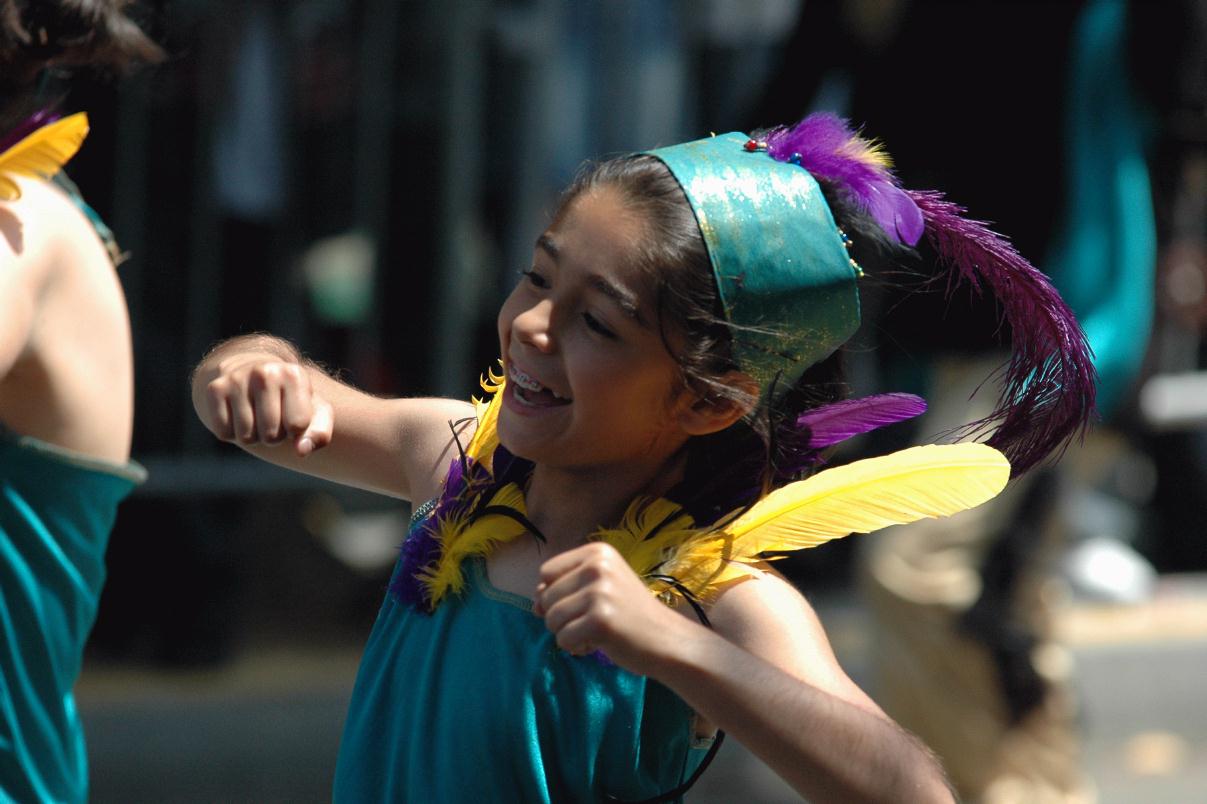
[0,427,144,804]
[334,507,712,803]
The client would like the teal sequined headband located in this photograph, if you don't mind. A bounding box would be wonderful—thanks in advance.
[645,132,861,397]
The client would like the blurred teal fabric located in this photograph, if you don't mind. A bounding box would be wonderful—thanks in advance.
[0,429,143,803]
[1046,0,1157,419]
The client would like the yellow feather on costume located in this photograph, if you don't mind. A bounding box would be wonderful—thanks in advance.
[593,496,696,578]
[661,443,1010,600]
[0,113,90,201]
[420,482,528,605]
[466,364,505,465]
[410,365,1012,613]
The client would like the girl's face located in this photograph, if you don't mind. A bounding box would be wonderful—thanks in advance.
[496,186,694,474]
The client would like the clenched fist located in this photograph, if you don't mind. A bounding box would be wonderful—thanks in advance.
[194,351,333,458]
[533,542,691,676]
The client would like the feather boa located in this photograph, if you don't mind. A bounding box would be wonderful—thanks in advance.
[392,372,1010,611]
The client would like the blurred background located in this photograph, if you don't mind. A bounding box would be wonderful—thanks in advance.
[47,0,1206,800]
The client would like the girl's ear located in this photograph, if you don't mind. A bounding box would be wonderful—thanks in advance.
[676,371,759,436]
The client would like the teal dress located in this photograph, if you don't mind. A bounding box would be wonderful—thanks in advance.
[0,427,145,803]
[334,504,712,802]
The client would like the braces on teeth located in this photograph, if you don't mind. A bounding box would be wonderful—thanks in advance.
[509,367,544,392]
[509,366,569,400]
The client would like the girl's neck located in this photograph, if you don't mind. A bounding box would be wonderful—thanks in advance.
[524,454,686,552]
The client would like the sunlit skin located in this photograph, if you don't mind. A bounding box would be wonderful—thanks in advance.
[0,175,134,465]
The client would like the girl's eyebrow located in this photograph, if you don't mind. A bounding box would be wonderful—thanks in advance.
[588,275,644,324]
[536,233,559,260]
[536,233,646,325]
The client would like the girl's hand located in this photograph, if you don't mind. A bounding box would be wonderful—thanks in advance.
[534,542,688,675]
[197,352,334,458]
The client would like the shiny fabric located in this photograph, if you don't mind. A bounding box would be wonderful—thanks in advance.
[335,512,710,803]
[645,132,860,394]
[0,428,144,803]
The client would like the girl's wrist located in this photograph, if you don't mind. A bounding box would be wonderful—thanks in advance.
[636,606,723,684]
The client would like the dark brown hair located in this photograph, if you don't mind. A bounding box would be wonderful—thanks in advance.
[1,1,162,128]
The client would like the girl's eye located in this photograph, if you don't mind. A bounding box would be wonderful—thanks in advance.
[521,269,549,289]
[583,312,616,339]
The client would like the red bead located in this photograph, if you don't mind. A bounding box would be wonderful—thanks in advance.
[744,139,759,152]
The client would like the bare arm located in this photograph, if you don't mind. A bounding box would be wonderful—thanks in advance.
[0,208,40,379]
[191,334,474,502]
[535,546,954,804]
[0,177,134,462]
[655,571,953,803]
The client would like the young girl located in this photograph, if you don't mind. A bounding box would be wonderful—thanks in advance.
[193,115,1093,802]
[0,2,160,801]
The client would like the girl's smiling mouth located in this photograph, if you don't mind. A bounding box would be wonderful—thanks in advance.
[508,365,572,409]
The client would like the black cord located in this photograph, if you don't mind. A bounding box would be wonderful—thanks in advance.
[604,573,724,803]
[604,732,725,804]
[472,504,546,543]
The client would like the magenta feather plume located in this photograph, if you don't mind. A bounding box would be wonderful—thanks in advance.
[907,190,1097,476]
[796,393,928,450]
[761,112,1092,475]
[764,112,924,246]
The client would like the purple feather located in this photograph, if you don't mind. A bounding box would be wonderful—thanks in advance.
[765,113,923,246]
[390,518,442,610]
[907,190,1097,475]
[796,393,928,449]
[774,393,928,480]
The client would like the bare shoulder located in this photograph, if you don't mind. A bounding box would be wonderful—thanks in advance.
[391,396,477,503]
[0,175,132,459]
[1,178,55,281]
[706,563,886,718]
[4,175,104,263]
[0,176,108,360]
[706,564,828,658]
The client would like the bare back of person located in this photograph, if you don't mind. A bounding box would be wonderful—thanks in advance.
[0,174,134,465]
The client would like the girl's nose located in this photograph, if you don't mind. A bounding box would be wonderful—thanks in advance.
[514,299,556,353]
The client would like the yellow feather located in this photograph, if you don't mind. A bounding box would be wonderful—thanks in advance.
[663,443,1009,597]
[0,113,90,201]
[725,443,1008,551]
[482,361,504,393]
[417,510,472,602]
[654,531,748,603]
[421,482,529,605]
[841,133,893,170]
[593,496,696,575]
[420,364,519,606]
[466,364,505,464]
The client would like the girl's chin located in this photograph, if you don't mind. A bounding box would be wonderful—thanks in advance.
[495,415,550,462]
[495,429,534,461]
